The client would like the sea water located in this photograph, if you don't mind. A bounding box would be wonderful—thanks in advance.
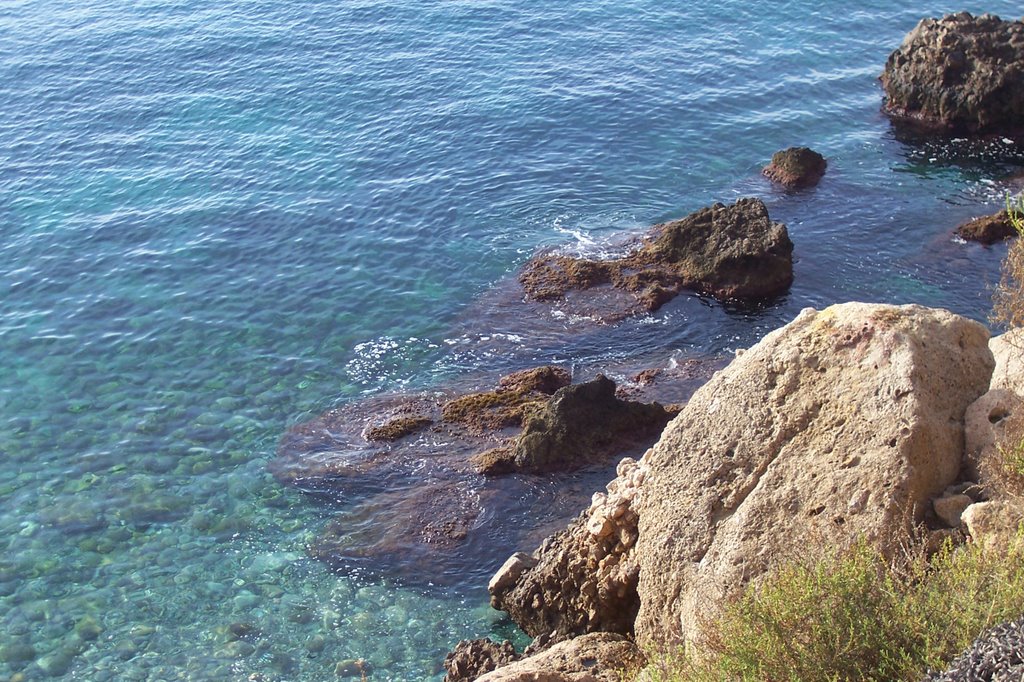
[1,0,1023,679]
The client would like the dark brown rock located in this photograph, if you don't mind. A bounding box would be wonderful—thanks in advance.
[443,639,518,682]
[880,12,1024,134]
[519,198,794,316]
[490,457,647,641]
[956,210,1017,244]
[762,147,827,189]
[511,375,675,474]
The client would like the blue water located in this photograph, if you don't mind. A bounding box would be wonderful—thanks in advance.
[2,0,1023,679]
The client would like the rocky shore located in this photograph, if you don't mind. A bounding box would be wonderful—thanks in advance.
[432,12,1024,680]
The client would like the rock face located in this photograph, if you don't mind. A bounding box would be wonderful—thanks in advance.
[990,329,1024,395]
[474,633,644,682]
[491,457,647,641]
[880,12,1024,134]
[762,147,827,189]
[622,303,991,649]
[443,639,518,682]
[519,198,793,319]
[956,210,1016,244]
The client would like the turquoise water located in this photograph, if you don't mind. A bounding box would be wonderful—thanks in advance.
[2,1,1023,679]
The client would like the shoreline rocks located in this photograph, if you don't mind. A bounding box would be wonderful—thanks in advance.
[880,12,1024,134]
[519,198,794,321]
[478,302,996,677]
[955,209,1016,244]
[270,367,685,587]
[762,147,827,189]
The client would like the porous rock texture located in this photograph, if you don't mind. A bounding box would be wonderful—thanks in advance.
[519,198,793,317]
[443,639,518,682]
[473,633,645,682]
[632,302,994,647]
[925,616,1024,682]
[955,209,1017,244]
[490,457,648,640]
[762,147,827,189]
[990,328,1024,396]
[880,12,1024,134]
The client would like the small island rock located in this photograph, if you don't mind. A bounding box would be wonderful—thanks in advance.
[762,147,827,189]
[880,12,1024,134]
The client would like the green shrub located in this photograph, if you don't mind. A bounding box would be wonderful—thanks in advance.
[645,533,1024,682]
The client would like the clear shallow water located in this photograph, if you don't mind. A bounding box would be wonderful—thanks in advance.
[1,0,1023,679]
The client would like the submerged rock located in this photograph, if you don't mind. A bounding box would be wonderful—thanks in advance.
[881,12,1024,134]
[956,209,1016,244]
[519,198,793,319]
[272,366,685,587]
[762,147,827,189]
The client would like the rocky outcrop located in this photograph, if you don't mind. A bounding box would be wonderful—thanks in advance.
[443,639,518,682]
[880,12,1024,134]
[956,210,1016,244]
[491,376,674,475]
[632,303,993,647]
[491,457,647,640]
[925,616,1024,681]
[519,198,793,320]
[271,366,684,587]
[473,633,644,682]
[762,147,827,189]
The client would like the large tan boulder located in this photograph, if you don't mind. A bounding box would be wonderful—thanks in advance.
[632,302,993,648]
[989,329,1024,394]
[474,633,644,682]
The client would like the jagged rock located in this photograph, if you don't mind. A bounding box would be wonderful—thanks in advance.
[925,616,1024,682]
[474,633,645,682]
[443,639,518,682]
[491,457,647,640]
[632,303,994,648]
[956,210,1016,244]
[519,198,793,319]
[510,376,675,474]
[762,147,827,189]
[880,12,1024,134]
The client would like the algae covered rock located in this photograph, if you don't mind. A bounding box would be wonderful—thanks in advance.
[881,12,1024,133]
[762,147,827,189]
[519,198,793,319]
[509,375,675,474]
[956,210,1016,244]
